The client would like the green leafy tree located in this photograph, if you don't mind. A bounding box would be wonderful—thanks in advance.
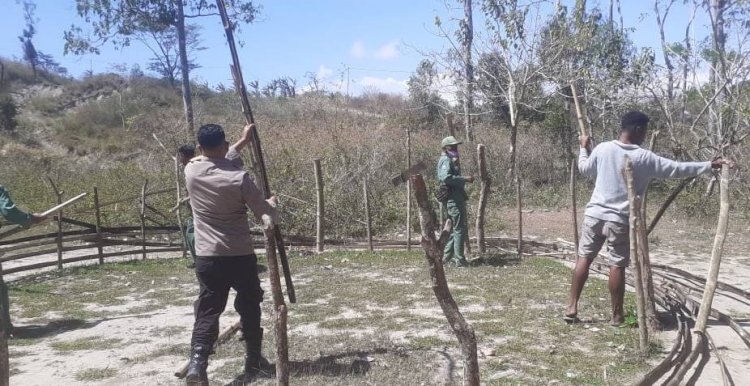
[407,59,446,130]
[64,0,259,136]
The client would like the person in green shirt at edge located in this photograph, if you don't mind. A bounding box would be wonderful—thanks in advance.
[178,144,198,268]
[437,136,475,267]
[0,185,47,336]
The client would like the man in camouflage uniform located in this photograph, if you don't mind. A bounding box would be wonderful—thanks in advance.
[437,136,474,267]
[0,186,46,335]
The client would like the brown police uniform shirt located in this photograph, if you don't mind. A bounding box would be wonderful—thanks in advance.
[184,146,278,257]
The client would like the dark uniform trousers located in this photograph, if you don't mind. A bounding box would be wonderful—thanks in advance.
[191,254,264,347]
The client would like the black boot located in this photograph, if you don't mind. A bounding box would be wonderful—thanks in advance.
[244,328,269,381]
[185,344,210,386]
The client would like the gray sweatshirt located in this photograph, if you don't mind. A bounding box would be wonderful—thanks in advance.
[579,140,712,225]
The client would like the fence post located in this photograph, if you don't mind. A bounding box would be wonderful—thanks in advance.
[46,177,64,270]
[625,157,649,353]
[406,127,412,252]
[174,154,187,258]
[516,176,522,256]
[363,178,373,253]
[141,181,148,260]
[93,186,104,264]
[314,159,324,253]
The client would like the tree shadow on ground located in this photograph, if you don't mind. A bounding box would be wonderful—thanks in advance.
[11,318,102,340]
[223,348,384,385]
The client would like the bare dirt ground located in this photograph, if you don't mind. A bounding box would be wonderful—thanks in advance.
[5,206,749,385]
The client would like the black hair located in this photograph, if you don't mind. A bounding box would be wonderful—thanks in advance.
[620,111,649,135]
[177,144,195,158]
[196,124,226,149]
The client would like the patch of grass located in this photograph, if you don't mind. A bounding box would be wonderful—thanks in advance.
[50,337,122,352]
[74,367,118,381]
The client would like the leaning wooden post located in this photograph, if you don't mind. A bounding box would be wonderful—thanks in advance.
[667,165,730,386]
[314,159,324,253]
[624,157,649,353]
[475,144,490,253]
[261,214,289,386]
[46,177,64,270]
[696,165,730,331]
[93,186,104,264]
[646,177,693,235]
[412,174,479,386]
[406,127,412,252]
[140,181,148,260]
[569,81,588,256]
[174,154,187,258]
[363,178,373,253]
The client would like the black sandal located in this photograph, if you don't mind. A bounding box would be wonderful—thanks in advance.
[563,314,581,324]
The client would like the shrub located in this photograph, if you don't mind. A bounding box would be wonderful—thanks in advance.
[0,96,17,131]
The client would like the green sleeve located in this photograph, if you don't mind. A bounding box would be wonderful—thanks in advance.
[437,157,466,189]
[0,186,33,228]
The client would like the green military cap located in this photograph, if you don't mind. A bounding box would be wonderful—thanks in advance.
[441,136,462,147]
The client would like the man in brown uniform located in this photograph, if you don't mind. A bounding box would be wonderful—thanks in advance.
[184,123,278,385]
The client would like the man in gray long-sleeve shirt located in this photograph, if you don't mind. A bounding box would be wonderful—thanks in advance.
[565,111,731,325]
[184,123,278,385]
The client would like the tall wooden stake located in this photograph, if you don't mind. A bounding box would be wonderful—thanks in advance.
[412,174,479,386]
[569,161,579,254]
[140,181,148,260]
[475,144,490,253]
[93,187,104,264]
[446,113,456,138]
[363,178,373,252]
[174,154,187,258]
[46,177,64,270]
[216,0,295,303]
[696,164,730,331]
[625,157,649,353]
[314,159,324,253]
[406,127,412,252]
[261,215,289,386]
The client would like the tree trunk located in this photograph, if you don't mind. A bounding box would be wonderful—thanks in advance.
[363,178,373,252]
[261,216,289,386]
[406,127,412,251]
[475,144,489,253]
[462,0,474,143]
[175,0,194,137]
[412,175,480,386]
[624,157,649,353]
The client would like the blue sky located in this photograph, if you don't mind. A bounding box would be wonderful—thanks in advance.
[0,1,710,95]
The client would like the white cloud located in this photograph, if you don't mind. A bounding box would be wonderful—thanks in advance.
[359,76,408,94]
[317,65,333,79]
[350,40,366,59]
[374,41,400,60]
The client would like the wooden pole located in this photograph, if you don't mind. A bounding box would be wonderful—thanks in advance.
[569,161,579,255]
[314,159,324,253]
[636,206,661,331]
[624,157,649,353]
[412,174,479,386]
[475,144,490,253]
[46,177,64,270]
[516,176,522,256]
[93,187,104,264]
[174,154,187,258]
[667,165,730,386]
[570,81,589,137]
[696,165,730,331]
[261,214,289,386]
[406,137,415,248]
[216,0,295,303]
[140,181,148,260]
[363,178,373,253]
